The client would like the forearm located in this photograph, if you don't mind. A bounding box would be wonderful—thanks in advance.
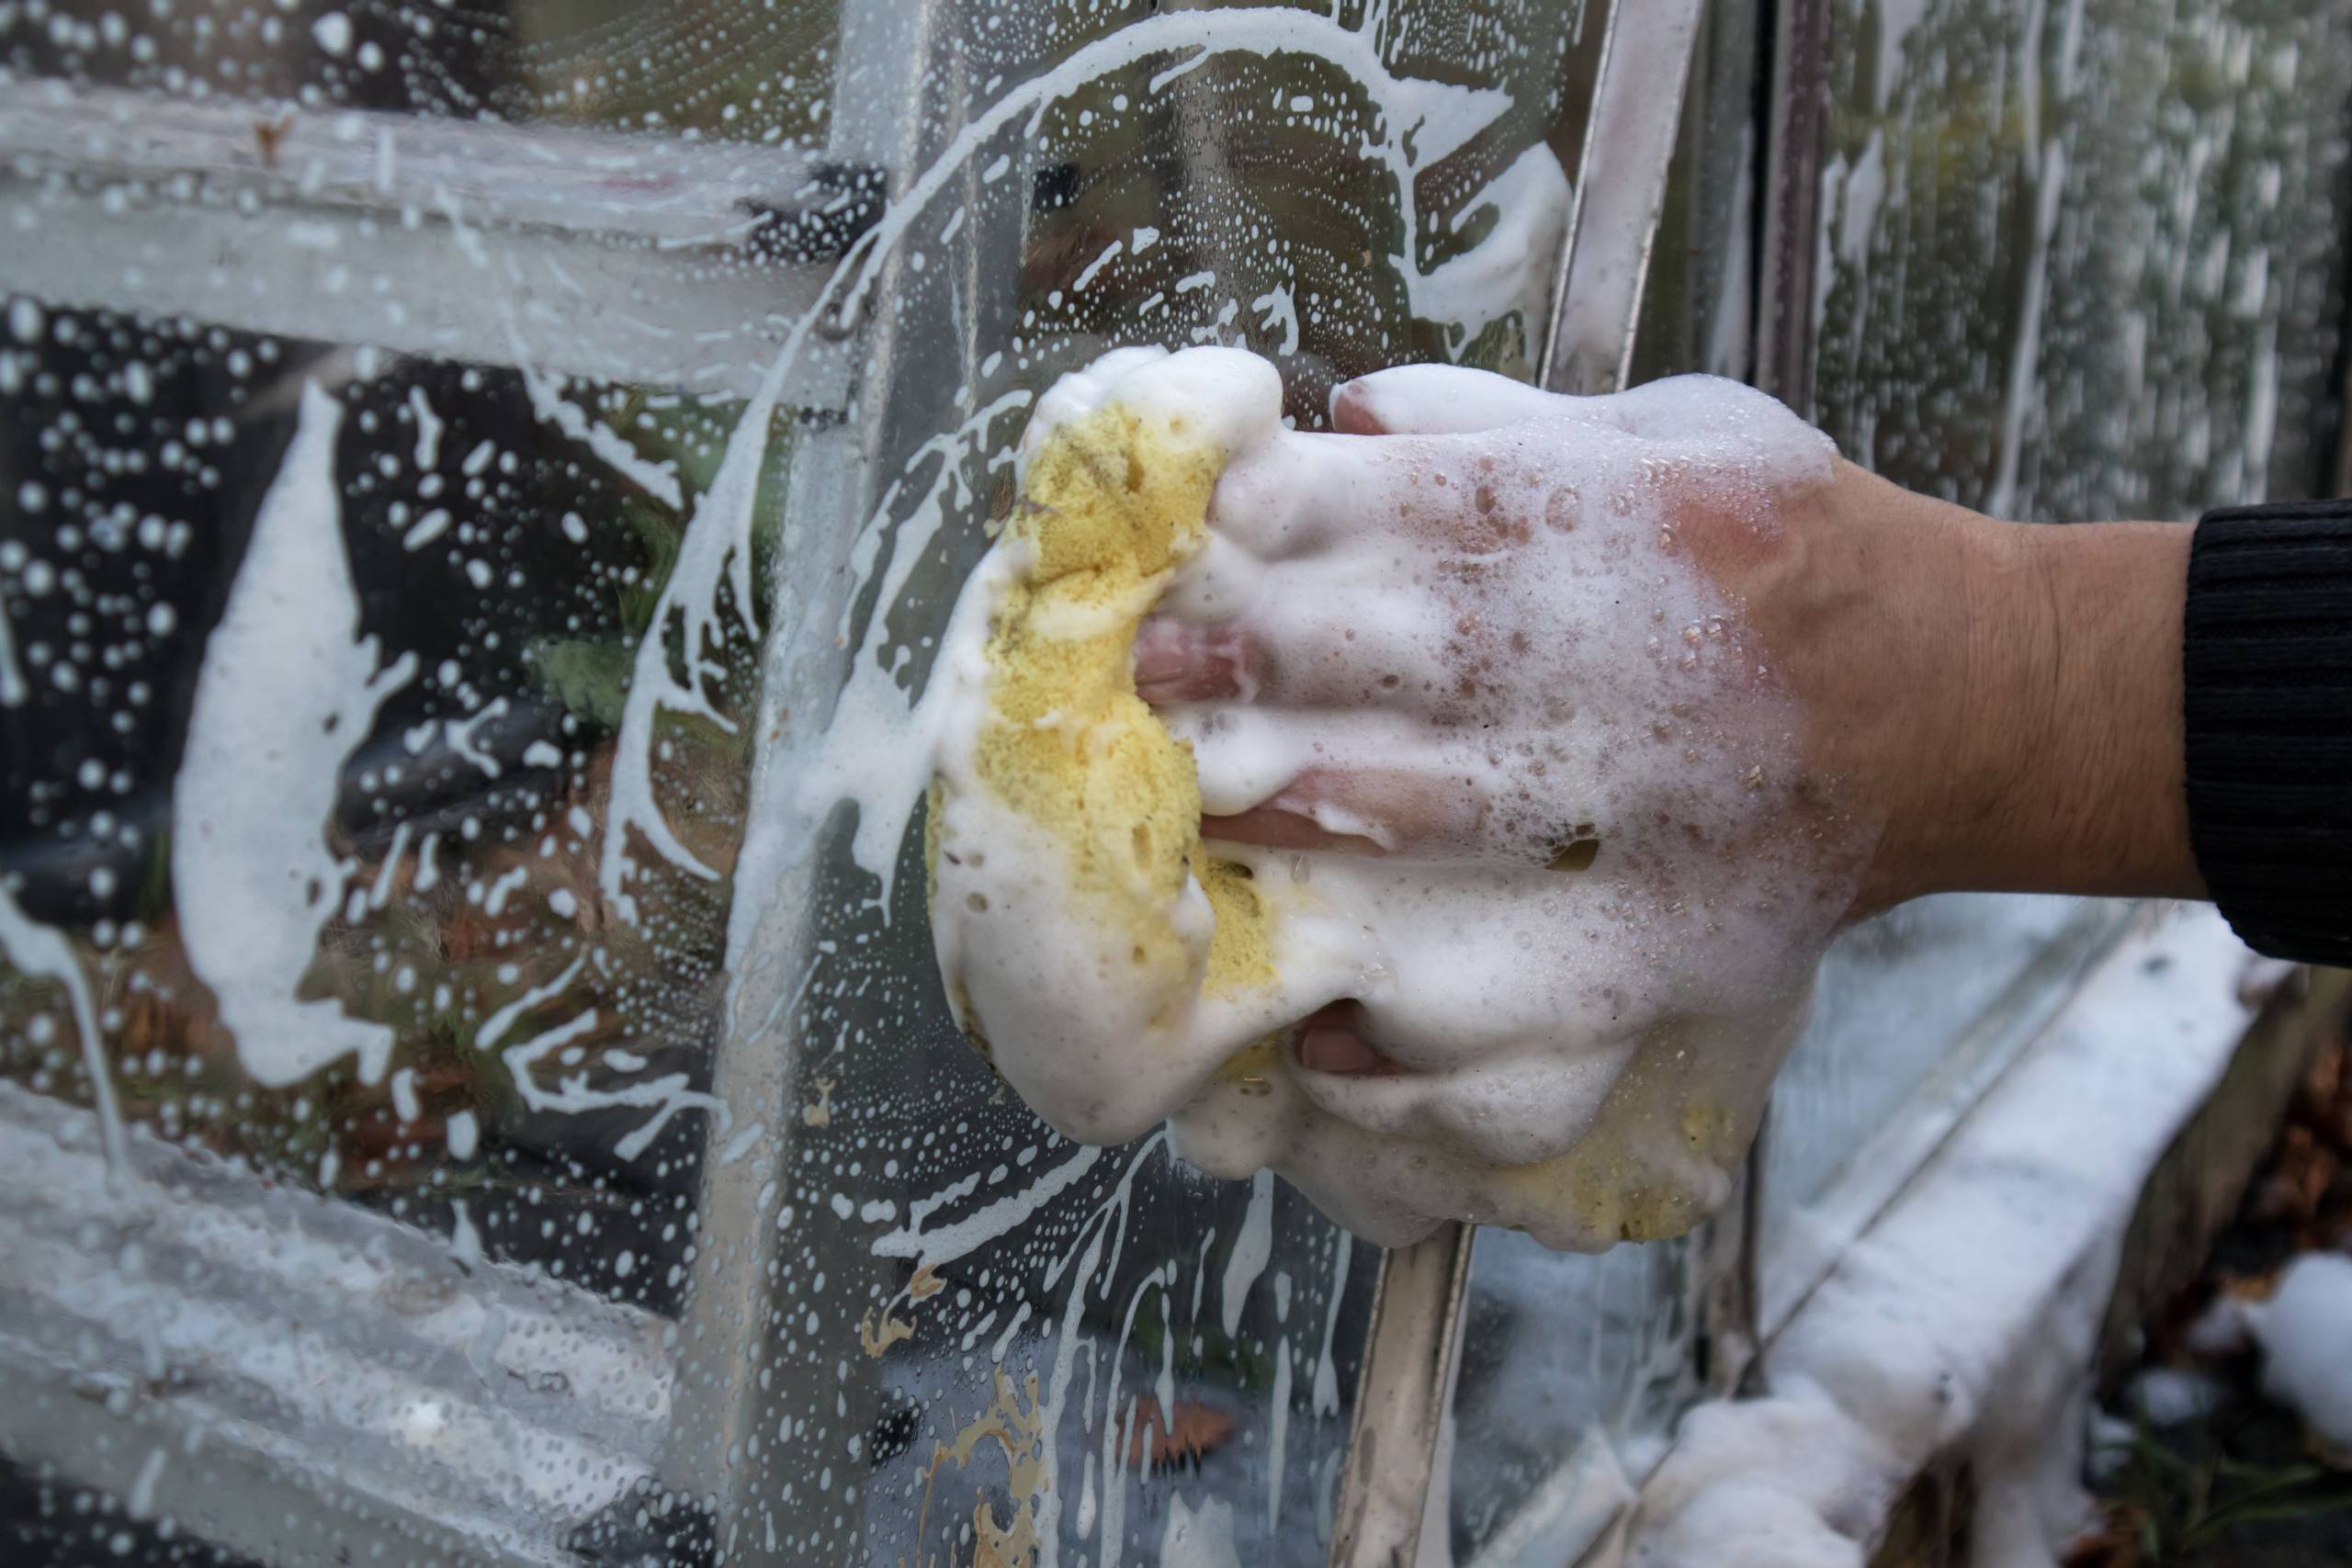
[1804,467,2201,917]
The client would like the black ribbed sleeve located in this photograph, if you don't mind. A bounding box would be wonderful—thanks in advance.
[2183,498,2352,967]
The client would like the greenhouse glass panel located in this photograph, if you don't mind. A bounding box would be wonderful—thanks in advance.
[1442,4,1757,1557]
[1760,0,2352,1320]
[0,2,1621,1564]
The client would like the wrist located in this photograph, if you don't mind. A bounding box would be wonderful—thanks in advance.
[1839,487,2199,916]
[1999,516,2199,898]
[1810,469,2020,918]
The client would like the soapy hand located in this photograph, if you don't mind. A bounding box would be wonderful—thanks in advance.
[932,347,1932,1249]
[1133,364,1903,1086]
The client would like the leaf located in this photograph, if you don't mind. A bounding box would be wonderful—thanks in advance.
[859,1305,915,1358]
[530,637,635,728]
[2127,1432,2200,1478]
[2209,1456,2324,1488]
[2192,1483,2352,1539]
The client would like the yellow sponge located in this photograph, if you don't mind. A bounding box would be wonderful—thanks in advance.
[956,400,1273,1003]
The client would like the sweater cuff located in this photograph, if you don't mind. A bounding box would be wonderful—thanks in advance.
[2183,498,2352,967]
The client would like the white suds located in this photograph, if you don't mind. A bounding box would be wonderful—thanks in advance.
[407,384,443,469]
[1629,908,2259,1567]
[172,383,415,1088]
[2247,1251,2352,1450]
[0,880,128,1172]
[1160,1492,1243,1568]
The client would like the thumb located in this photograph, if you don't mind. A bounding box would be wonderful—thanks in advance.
[1330,364,1566,435]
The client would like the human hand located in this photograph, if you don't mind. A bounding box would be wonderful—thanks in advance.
[1131,359,1868,1247]
[926,347,2195,1249]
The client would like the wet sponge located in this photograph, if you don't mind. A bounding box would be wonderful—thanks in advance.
[940,390,1272,1024]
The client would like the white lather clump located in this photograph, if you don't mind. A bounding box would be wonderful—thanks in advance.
[2249,1251,2352,1451]
[928,345,1855,1250]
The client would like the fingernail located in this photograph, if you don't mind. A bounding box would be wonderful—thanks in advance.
[1330,384,1386,435]
[1136,620,1251,704]
[1296,1027,1385,1075]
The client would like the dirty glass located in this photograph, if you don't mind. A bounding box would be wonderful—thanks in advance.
[1761,0,2352,1322]
[0,2,1611,1565]
[1812,0,2352,517]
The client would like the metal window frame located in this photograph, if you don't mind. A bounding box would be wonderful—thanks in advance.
[657,6,978,1558]
[2335,227,2352,496]
[1326,6,1710,1565]
[0,1083,672,1568]
[0,76,853,400]
[1751,0,1831,423]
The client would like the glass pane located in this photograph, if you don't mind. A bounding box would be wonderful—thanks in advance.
[0,2,1609,1564]
[1454,0,2352,1554]
[1447,1232,1699,1562]
[1757,894,2130,1321]
[0,303,770,1556]
[1764,0,2352,1314]
[753,5,1603,1562]
[1813,0,2352,517]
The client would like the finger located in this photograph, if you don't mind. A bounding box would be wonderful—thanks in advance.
[1296,1026,1383,1073]
[1136,600,1456,714]
[1285,1036,1641,1168]
[1202,761,1608,869]
[1204,799,1377,853]
[1215,407,1575,564]
[1160,702,1312,816]
[1166,700,1426,822]
[1135,618,1252,704]
[1203,765,1487,856]
[1206,430,1373,558]
[1294,1003,1409,1077]
[1278,425,1589,560]
[1331,366,1568,435]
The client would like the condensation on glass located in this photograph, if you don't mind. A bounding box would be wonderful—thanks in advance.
[0,1,1608,1564]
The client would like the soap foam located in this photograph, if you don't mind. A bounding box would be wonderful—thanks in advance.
[930,347,1855,1250]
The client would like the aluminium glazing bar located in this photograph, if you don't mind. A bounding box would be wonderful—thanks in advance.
[0,77,850,400]
[0,1084,671,1568]
[654,4,1012,1562]
[1328,3,1707,1564]
[1539,0,1709,399]
[1752,0,1832,419]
